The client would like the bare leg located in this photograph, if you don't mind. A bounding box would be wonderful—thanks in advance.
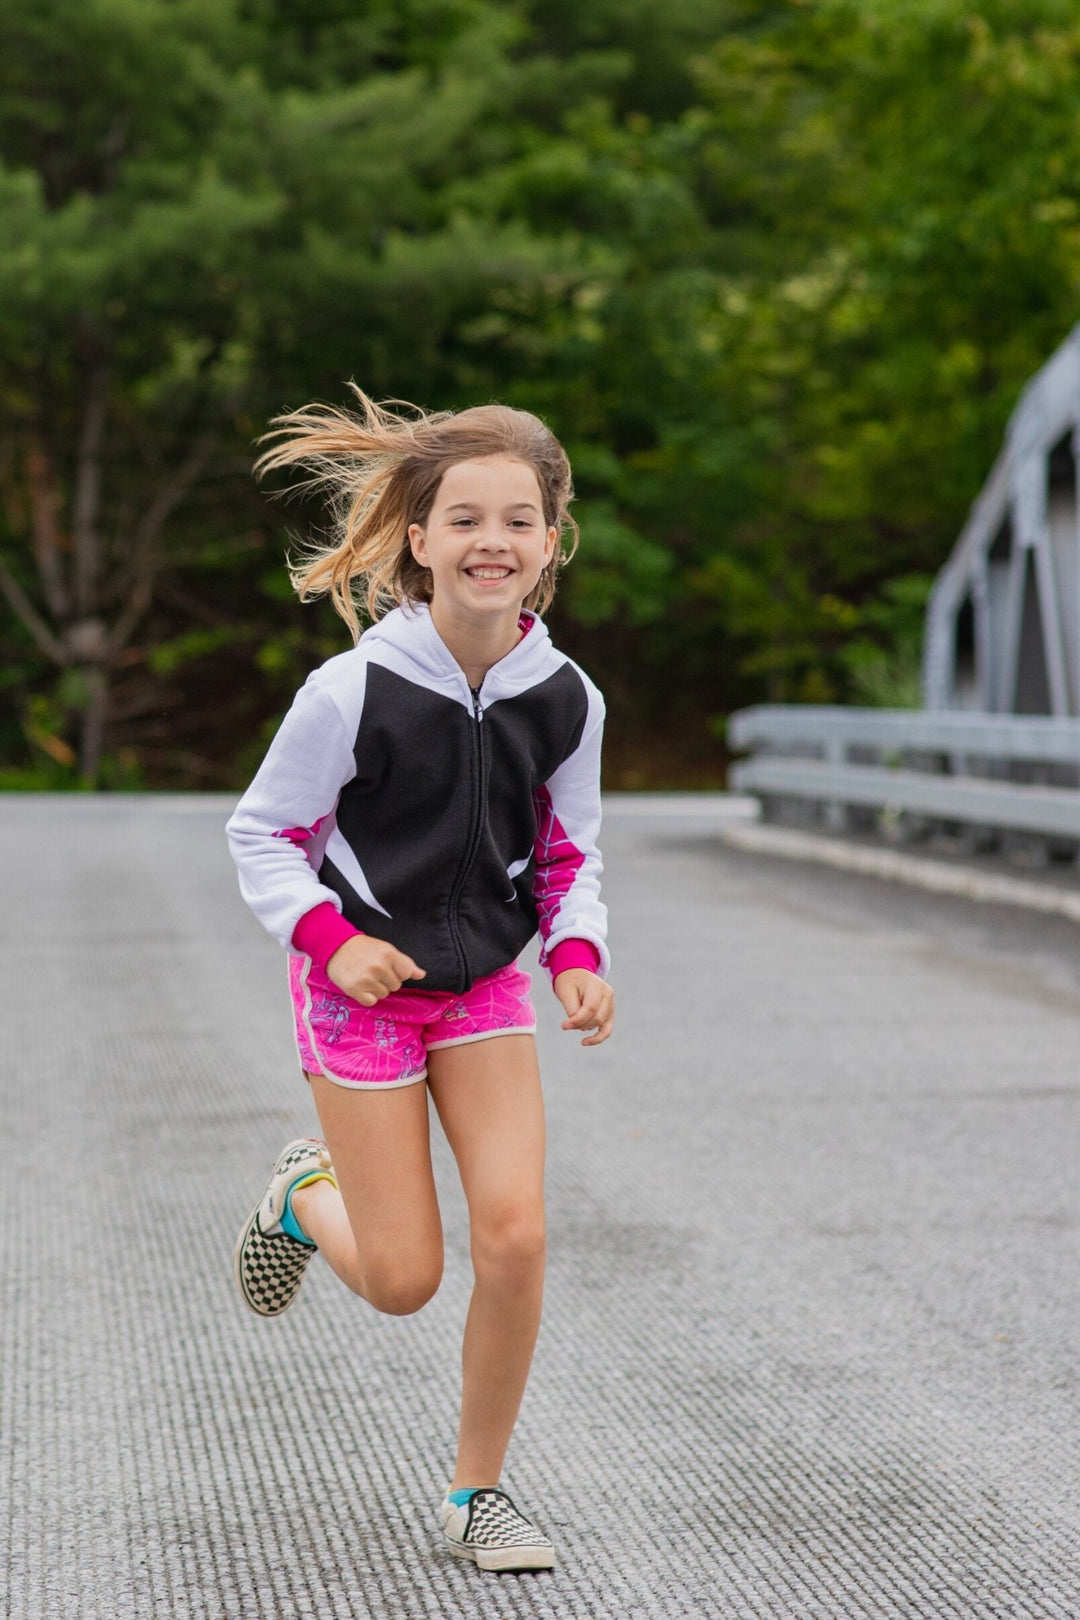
[426,1035,547,1489]
[293,1074,444,1316]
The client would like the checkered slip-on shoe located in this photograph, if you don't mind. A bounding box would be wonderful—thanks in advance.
[439,1488,555,1572]
[233,1138,334,1317]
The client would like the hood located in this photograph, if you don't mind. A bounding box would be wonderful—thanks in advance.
[359,601,558,702]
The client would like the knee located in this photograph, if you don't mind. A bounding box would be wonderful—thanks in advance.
[361,1255,443,1317]
[471,1205,547,1280]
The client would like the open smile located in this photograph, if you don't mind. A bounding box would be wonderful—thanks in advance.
[465,566,514,581]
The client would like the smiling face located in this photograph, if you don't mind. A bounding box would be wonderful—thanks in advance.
[407,455,558,638]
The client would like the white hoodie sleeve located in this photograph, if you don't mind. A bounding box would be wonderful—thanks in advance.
[225,676,359,952]
[532,680,610,979]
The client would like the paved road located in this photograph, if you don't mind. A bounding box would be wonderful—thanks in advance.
[3,794,1079,1619]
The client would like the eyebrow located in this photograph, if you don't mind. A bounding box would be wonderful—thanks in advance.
[444,500,541,514]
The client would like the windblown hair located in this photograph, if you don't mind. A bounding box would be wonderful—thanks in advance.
[254,387,579,638]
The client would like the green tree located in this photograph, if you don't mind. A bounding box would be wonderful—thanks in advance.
[5,0,1080,788]
[0,0,619,783]
[679,0,1080,700]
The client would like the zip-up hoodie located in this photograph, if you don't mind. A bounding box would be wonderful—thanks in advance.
[227,602,608,994]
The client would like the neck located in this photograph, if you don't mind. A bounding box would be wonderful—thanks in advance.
[428,601,524,689]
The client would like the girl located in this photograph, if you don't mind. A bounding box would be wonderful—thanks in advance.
[227,391,614,1573]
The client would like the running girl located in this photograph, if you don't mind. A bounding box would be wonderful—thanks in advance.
[227,392,614,1573]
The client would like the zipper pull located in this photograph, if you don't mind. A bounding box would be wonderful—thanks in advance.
[470,686,484,721]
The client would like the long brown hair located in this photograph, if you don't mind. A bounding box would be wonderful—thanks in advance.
[255,387,579,640]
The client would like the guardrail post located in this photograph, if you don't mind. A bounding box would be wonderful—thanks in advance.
[824,738,846,831]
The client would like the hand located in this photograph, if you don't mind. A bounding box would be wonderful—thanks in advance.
[553,968,615,1046]
[326,936,425,1006]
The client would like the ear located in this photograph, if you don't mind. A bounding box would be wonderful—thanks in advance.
[543,525,557,567]
[407,522,430,567]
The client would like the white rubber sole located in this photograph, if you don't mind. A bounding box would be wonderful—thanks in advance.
[446,1539,555,1572]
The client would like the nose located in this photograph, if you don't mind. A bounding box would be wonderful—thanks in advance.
[474,527,508,551]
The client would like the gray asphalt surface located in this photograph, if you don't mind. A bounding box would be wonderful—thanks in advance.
[3,793,1079,1619]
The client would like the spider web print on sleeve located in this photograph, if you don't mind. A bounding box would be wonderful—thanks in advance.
[531,785,586,942]
[271,814,328,846]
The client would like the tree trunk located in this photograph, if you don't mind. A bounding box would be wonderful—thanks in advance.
[26,435,70,623]
[78,664,109,787]
[73,360,109,618]
[2,382,218,787]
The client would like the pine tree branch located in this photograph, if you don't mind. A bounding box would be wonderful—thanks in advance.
[0,551,65,664]
[107,427,220,657]
[73,361,110,617]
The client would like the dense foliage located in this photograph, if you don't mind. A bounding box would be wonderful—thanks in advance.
[2,0,1079,788]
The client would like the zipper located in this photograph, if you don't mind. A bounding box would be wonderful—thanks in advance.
[446,686,486,990]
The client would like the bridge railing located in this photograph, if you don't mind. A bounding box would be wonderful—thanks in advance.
[728,707,1080,847]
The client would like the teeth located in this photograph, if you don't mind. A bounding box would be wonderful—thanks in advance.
[468,568,511,579]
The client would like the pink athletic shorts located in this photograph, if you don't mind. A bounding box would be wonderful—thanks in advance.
[288,956,537,1089]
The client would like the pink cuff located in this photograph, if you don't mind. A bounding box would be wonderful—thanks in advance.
[546,939,602,979]
[291,902,363,972]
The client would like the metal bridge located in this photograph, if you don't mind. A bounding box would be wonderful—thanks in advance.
[924,322,1080,719]
[733,326,1080,859]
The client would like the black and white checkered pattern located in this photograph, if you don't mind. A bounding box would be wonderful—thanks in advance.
[232,1139,332,1317]
[234,1220,314,1316]
[441,1489,555,1572]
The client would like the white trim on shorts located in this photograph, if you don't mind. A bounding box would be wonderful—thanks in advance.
[426,1024,537,1051]
[309,1062,429,1091]
[293,954,318,1067]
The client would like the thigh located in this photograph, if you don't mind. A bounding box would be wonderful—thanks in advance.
[308,1070,442,1258]
[426,1035,546,1227]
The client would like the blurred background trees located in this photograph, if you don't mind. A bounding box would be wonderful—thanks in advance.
[2,0,1080,788]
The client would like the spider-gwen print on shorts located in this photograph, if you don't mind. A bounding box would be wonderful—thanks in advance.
[288,957,537,1088]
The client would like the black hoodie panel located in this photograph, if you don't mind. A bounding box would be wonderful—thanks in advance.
[317,659,589,992]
